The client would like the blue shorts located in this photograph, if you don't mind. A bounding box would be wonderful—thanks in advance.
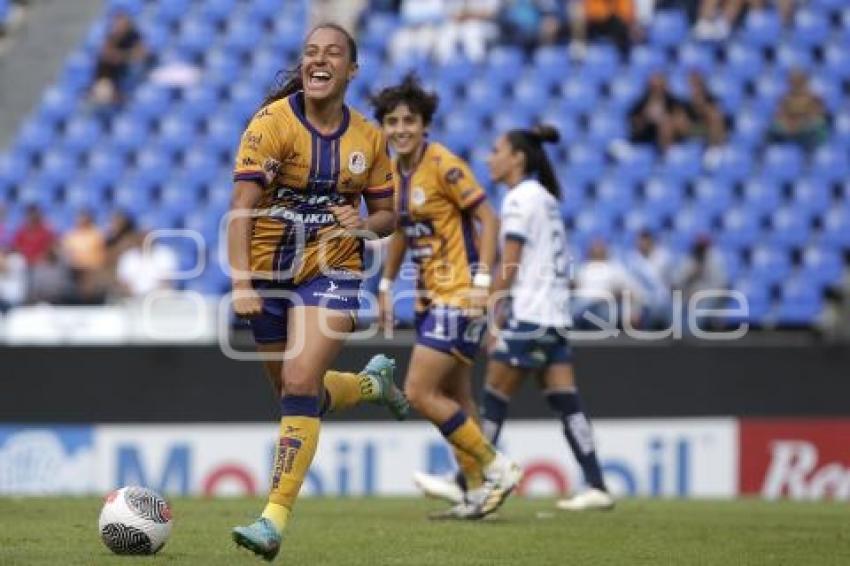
[489,320,572,369]
[415,305,486,364]
[249,275,361,344]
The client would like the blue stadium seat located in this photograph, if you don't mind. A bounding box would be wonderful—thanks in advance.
[488,46,525,75]
[724,43,765,83]
[612,145,655,180]
[558,78,597,115]
[156,116,199,153]
[707,147,753,184]
[821,205,850,248]
[154,0,193,26]
[811,145,850,184]
[731,276,772,324]
[16,175,63,208]
[753,72,787,112]
[822,42,850,81]
[595,176,636,214]
[137,209,182,230]
[775,44,814,73]
[110,115,151,153]
[622,206,664,234]
[269,16,305,52]
[85,146,126,186]
[62,117,104,155]
[512,74,552,113]
[608,71,646,113]
[64,178,111,210]
[791,177,832,217]
[649,10,688,48]
[628,45,666,78]
[565,145,605,187]
[706,74,744,114]
[669,206,713,245]
[587,111,626,147]
[112,179,156,212]
[659,143,703,181]
[572,206,616,244]
[676,43,718,74]
[761,145,804,183]
[768,207,811,246]
[730,107,769,149]
[642,176,684,215]
[740,177,780,214]
[776,277,822,325]
[39,150,77,185]
[203,0,239,27]
[718,206,761,248]
[160,178,203,215]
[801,246,844,287]
[791,9,830,49]
[692,177,734,215]
[748,245,792,284]
[59,50,95,94]
[741,9,783,48]
[463,78,505,116]
[810,76,842,114]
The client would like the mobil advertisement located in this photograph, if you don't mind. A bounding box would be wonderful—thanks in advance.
[740,419,850,501]
[0,419,738,498]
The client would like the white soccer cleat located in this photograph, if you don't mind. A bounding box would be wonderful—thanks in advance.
[413,472,465,505]
[556,488,615,511]
[473,453,522,517]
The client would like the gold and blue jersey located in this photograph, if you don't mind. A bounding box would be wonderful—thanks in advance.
[233,92,393,283]
[395,142,487,310]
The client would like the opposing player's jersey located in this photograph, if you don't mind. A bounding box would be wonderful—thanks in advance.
[500,179,572,327]
[233,92,393,284]
[395,142,486,310]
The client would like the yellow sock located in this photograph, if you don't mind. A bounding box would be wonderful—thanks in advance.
[445,414,496,467]
[322,370,379,413]
[266,396,321,534]
[261,502,291,533]
[453,446,484,489]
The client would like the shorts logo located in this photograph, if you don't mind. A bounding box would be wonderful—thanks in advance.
[348,151,367,175]
[312,280,348,302]
[411,186,426,207]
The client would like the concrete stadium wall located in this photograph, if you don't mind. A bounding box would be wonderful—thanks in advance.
[2,343,849,422]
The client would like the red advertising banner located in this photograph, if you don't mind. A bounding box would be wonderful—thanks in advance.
[740,419,850,501]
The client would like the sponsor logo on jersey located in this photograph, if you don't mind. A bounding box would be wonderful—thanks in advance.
[444,167,464,184]
[348,151,367,175]
[243,131,263,150]
[254,107,273,120]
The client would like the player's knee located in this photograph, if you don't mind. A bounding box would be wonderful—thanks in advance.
[282,360,322,396]
[404,380,431,412]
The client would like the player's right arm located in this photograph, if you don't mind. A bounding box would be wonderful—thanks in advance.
[228,180,263,318]
[377,228,408,329]
[228,105,285,318]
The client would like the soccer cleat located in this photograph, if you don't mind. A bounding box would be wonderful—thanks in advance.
[473,454,523,517]
[413,471,465,505]
[232,518,281,561]
[427,500,483,521]
[556,488,615,511]
[363,354,409,421]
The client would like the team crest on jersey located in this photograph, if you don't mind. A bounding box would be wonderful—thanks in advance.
[348,151,367,175]
[411,186,427,207]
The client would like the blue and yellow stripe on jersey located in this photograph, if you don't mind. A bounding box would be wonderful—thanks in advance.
[233,92,393,284]
[395,142,487,311]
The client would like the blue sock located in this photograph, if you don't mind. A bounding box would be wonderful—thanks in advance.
[546,390,607,491]
[480,387,510,444]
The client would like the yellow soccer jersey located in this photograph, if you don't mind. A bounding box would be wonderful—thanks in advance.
[395,142,487,310]
[233,92,394,283]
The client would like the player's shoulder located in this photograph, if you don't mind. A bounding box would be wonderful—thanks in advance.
[347,107,383,142]
[249,98,294,126]
[427,142,470,183]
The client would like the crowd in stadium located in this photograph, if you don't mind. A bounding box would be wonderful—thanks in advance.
[0,0,848,336]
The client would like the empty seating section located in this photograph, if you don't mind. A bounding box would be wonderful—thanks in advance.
[0,0,848,327]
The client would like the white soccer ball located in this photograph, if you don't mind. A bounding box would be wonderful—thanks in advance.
[98,486,173,555]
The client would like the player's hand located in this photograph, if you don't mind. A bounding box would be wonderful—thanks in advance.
[233,286,263,318]
[377,289,394,330]
[466,285,489,317]
[330,204,365,233]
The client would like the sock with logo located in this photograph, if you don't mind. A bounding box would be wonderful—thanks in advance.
[265,395,321,534]
[546,389,607,491]
[438,409,497,467]
[480,387,510,445]
[320,370,379,415]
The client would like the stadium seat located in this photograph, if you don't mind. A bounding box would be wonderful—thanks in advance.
[740,9,783,48]
[730,277,771,325]
[774,44,815,73]
[642,176,684,215]
[800,246,845,287]
[649,10,688,48]
[622,206,664,234]
[748,245,792,284]
[791,9,830,48]
[659,143,703,181]
[676,43,718,74]
[776,277,823,325]
[62,117,104,155]
[724,43,765,83]
[822,42,850,81]
[820,205,850,248]
[565,145,605,187]
[669,206,714,246]
[110,115,151,153]
[768,207,812,246]
[811,145,850,184]
[595,176,636,214]
[692,177,734,215]
[791,177,832,217]
[761,145,804,183]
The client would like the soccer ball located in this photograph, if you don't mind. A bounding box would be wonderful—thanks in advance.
[98,486,173,555]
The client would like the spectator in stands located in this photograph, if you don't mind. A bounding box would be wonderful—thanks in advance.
[104,210,139,264]
[674,235,728,328]
[28,246,74,305]
[437,0,501,63]
[573,238,644,329]
[693,0,795,40]
[684,71,727,149]
[570,0,638,58]
[817,277,850,344]
[628,72,690,152]
[625,230,674,328]
[90,11,147,105]
[115,232,178,298]
[12,204,55,266]
[769,69,828,152]
[497,0,568,53]
[61,209,106,304]
[0,247,27,312]
[389,0,448,62]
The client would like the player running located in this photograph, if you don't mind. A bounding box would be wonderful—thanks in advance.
[372,74,522,519]
[228,24,408,561]
[415,124,614,511]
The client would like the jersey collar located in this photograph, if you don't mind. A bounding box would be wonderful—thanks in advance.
[289,91,351,140]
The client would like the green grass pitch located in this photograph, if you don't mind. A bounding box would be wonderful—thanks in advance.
[1,497,849,565]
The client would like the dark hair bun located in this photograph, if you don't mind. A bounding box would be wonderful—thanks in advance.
[529,124,560,144]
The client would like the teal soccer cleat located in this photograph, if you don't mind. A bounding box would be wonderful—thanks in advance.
[232,518,281,561]
[363,354,410,421]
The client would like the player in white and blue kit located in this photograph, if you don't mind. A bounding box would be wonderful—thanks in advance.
[481,124,614,511]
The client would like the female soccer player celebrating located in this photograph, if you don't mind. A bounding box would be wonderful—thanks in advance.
[483,124,614,511]
[373,74,522,519]
[228,24,408,560]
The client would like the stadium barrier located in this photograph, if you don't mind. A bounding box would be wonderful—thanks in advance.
[1,418,848,501]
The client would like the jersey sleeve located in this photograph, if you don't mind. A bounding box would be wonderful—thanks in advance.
[363,131,394,200]
[232,108,285,187]
[439,152,487,211]
[500,192,533,243]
